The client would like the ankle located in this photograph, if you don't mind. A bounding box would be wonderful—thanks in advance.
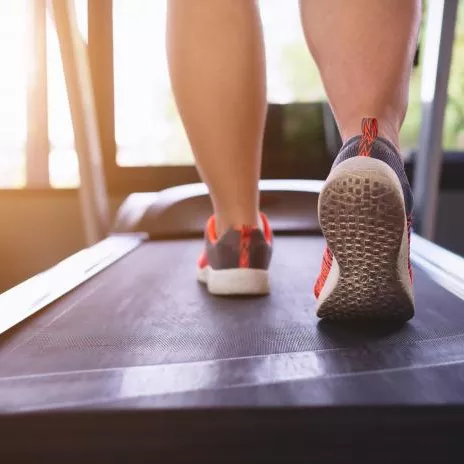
[215,212,261,238]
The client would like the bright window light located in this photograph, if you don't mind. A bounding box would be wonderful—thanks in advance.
[47,0,87,188]
[113,0,324,167]
[0,0,463,188]
[0,0,27,187]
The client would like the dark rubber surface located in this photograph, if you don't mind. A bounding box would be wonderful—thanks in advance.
[0,236,463,382]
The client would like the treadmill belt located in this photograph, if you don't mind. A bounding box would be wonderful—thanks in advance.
[1,236,464,409]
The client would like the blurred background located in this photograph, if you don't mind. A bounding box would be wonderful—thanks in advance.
[0,0,463,291]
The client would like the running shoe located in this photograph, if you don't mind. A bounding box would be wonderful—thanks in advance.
[197,213,273,295]
[314,118,414,321]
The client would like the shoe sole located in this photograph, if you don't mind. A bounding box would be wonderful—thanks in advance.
[317,156,414,322]
[197,266,270,296]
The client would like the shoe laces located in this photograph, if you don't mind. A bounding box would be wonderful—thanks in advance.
[358,117,378,157]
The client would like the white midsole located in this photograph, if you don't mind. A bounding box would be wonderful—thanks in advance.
[197,266,270,296]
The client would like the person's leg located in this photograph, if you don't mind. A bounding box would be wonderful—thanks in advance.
[300,0,421,321]
[166,0,272,295]
[300,0,421,149]
[166,0,266,237]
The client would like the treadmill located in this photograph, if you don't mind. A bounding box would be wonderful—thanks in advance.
[2,1,464,462]
[2,181,464,462]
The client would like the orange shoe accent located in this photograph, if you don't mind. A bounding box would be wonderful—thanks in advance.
[206,215,218,244]
[260,212,273,244]
[198,251,209,269]
[239,226,253,268]
[314,247,333,299]
[358,118,378,157]
[198,215,217,269]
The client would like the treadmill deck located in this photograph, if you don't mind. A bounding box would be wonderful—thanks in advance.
[1,236,464,410]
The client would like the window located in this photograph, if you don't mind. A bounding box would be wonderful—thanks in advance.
[443,0,464,150]
[0,0,463,189]
[113,1,191,167]
[47,0,87,188]
[0,0,87,189]
[112,0,325,167]
[402,0,464,153]
[0,1,27,188]
[112,0,464,169]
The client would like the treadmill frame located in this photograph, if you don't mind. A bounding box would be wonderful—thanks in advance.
[1,406,464,462]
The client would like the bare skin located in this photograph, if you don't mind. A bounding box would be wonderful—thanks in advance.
[167,0,422,235]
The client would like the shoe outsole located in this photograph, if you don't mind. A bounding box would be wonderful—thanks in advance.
[317,157,414,322]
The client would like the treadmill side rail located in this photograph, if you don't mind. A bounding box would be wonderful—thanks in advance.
[0,234,146,336]
[411,233,464,300]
